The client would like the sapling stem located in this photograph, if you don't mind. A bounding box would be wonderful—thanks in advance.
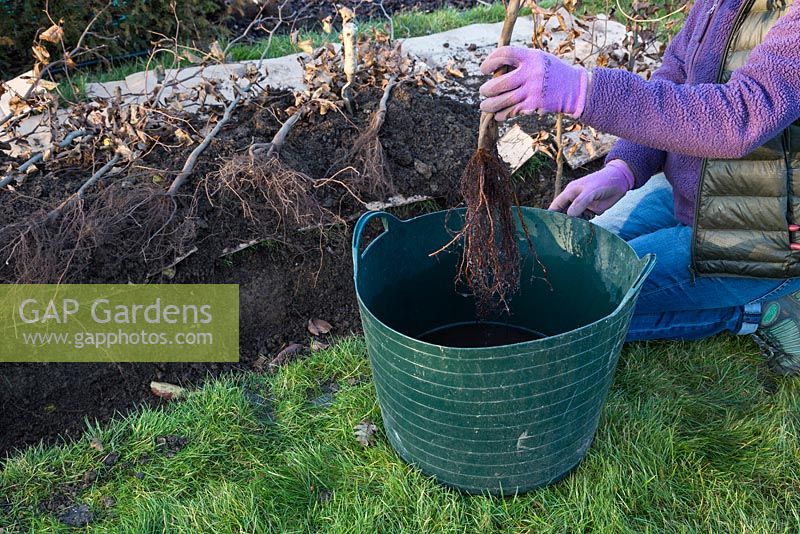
[342,21,358,114]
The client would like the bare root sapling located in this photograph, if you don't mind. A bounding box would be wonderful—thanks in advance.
[207,107,332,236]
[434,0,528,315]
[335,76,398,198]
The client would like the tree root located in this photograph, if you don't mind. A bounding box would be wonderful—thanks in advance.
[0,202,94,284]
[432,147,525,315]
[88,184,196,269]
[329,78,397,200]
[209,153,330,237]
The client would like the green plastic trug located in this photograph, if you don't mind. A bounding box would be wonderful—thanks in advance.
[353,208,655,495]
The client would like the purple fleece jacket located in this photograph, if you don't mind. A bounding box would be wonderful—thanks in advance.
[580,0,800,225]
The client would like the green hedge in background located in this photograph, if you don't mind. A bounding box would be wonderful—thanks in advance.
[0,0,229,77]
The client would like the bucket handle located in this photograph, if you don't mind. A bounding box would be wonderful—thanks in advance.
[352,211,401,276]
[620,253,656,309]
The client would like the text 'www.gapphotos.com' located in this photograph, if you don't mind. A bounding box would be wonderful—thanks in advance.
[22,330,214,350]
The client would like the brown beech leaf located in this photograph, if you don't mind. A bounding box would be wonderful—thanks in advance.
[209,41,226,63]
[339,6,356,23]
[181,50,203,64]
[40,23,64,43]
[150,382,185,400]
[32,44,50,64]
[64,52,76,69]
[253,355,269,372]
[89,437,104,452]
[269,343,305,371]
[297,39,315,55]
[354,420,377,447]
[38,79,58,92]
[308,318,332,336]
[322,16,334,34]
[446,64,465,79]
[311,339,330,352]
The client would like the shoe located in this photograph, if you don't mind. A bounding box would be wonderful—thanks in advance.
[754,291,800,376]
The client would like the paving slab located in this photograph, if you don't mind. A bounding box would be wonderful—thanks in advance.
[0,70,38,118]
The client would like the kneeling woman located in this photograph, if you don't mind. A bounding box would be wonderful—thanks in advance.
[479,0,800,374]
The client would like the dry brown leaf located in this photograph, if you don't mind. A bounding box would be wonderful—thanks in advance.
[311,339,330,352]
[354,420,377,447]
[446,64,465,79]
[339,6,356,23]
[182,50,203,64]
[308,318,332,336]
[297,39,315,55]
[566,143,580,158]
[174,128,193,145]
[209,41,226,63]
[32,44,50,64]
[64,52,76,69]
[269,343,305,371]
[253,355,268,372]
[38,79,58,92]
[8,95,28,115]
[322,16,334,34]
[40,23,64,43]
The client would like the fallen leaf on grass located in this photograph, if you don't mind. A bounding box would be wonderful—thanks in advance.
[308,318,332,336]
[269,343,305,371]
[310,339,330,351]
[253,355,269,372]
[88,437,104,452]
[150,381,185,400]
[354,420,377,447]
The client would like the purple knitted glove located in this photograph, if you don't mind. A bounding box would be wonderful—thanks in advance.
[548,160,635,218]
[479,46,589,121]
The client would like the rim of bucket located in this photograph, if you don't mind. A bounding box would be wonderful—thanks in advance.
[354,207,653,352]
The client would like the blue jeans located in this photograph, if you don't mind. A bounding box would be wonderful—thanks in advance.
[592,174,800,341]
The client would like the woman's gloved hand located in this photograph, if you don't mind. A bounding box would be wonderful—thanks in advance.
[548,160,635,218]
[479,46,589,121]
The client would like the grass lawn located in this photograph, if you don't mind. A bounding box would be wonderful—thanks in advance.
[2,335,798,532]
